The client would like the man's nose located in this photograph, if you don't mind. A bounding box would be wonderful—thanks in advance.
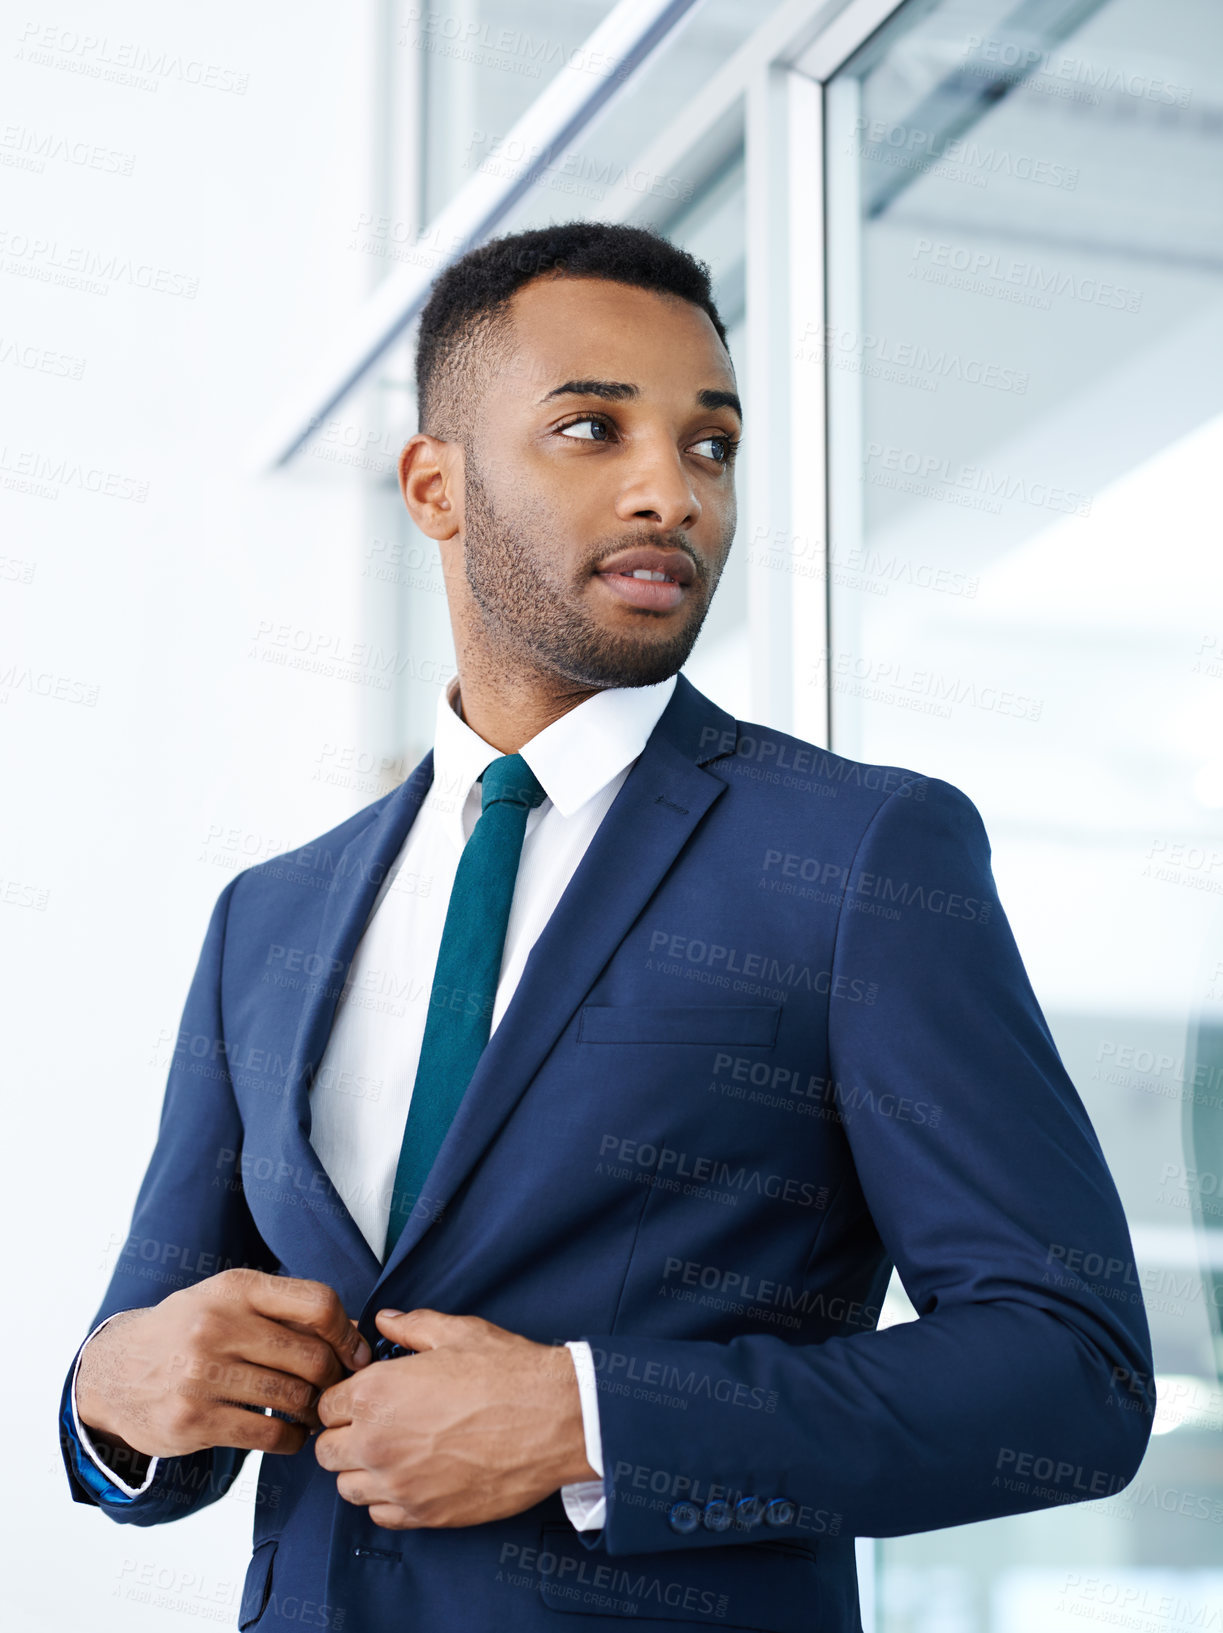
[617,448,701,531]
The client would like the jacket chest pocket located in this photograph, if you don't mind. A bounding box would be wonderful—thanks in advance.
[577,1004,782,1048]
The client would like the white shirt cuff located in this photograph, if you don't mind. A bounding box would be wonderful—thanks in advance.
[71,1313,160,1498]
[560,1340,605,1531]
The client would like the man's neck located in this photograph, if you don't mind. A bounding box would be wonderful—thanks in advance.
[448,663,607,755]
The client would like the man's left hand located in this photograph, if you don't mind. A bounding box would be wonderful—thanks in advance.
[314,1309,599,1529]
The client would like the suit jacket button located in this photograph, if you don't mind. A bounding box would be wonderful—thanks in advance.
[702,1499,733,1532]
[735,1496,765,1529]
[372,1337,395,1361]
[764,1497,797,1527]
[668,1501,701,1535]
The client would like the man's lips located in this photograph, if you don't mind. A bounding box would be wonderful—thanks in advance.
[593,570,687,611]
[592,547,695,612]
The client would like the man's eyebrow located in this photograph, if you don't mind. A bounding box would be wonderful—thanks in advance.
[538,379,742,422]
[697,388,743,421]
[539,378,637,405]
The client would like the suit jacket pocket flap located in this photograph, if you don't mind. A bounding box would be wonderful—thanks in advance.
[239,1538,278,1630]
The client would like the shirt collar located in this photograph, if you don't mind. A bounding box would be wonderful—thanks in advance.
[431,669,678,825]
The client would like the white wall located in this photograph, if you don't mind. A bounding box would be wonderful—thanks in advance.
[0,5,400,1626]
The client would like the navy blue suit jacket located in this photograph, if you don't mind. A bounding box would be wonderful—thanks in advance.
[61,672,1153,1632]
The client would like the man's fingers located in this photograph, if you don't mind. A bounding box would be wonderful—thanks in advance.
[240,1315,349,1394]
[313,1424,359,1473]
[373,1307,471,1351]
[206,1403,312,1458]
[336,1469,376,1507]
[231,1272,371,1370]
[182,1360,326,1427]
[316,1377,355,1428]
[368,1504,411,1530]
[334,1470,405,1513]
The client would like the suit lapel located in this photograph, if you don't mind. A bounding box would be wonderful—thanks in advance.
[373,673,737,1290]
[274,750,436,1304]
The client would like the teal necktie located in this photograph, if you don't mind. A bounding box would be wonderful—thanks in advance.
[383,751,547,1258]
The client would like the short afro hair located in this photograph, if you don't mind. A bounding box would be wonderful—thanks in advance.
[413,220,732,447]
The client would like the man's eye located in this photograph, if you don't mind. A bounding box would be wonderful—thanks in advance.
[693,434,739,465]
[555,418,738,463]
[557,416,609,442]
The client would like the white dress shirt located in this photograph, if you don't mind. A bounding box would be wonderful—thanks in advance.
[74,668,679,1533]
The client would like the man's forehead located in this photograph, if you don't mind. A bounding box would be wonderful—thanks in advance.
[496,281,736,405]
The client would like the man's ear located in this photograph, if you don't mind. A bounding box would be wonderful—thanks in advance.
[399,434,462,539]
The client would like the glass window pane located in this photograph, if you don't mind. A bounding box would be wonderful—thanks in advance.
[657,149,749,712]
[825,0,1223,1625]
[417,0,607,226]
[416,0,784,227]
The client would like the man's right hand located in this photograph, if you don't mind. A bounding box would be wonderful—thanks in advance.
[75,1269,372,1468]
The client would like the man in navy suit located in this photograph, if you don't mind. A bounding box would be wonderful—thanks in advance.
[61,222,1154,1632]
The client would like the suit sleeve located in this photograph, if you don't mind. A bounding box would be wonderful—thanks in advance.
[578,777,1155,1555]
[59,872,279,1527]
